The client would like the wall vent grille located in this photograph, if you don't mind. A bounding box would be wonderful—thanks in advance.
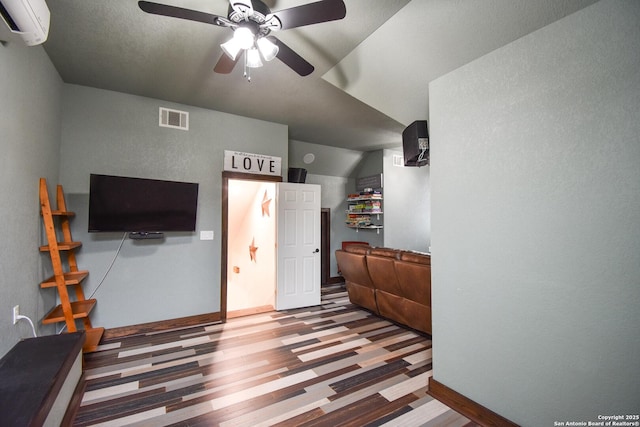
[159,107,189,130]
[393,154,405,167]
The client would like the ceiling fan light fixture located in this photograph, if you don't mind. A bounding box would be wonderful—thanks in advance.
[256,37,279,61]
[233,26,255,50]
[246,47,263,68]
[220,38,242,60]
[138,0,347,78]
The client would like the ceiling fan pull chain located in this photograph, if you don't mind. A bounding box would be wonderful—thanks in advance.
[243,51,251,82]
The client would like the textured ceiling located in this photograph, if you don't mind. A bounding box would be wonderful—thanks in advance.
[7,0,598,151]
[324,0,599,128]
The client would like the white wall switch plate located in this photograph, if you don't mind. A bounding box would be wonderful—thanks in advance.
[200,230,214,240]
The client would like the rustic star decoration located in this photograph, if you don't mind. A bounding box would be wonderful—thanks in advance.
[249,237,258,262]
[261,190,272,217]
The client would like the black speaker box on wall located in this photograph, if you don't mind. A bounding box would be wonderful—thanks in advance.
[402,120,429,167]
[288,167,307,183]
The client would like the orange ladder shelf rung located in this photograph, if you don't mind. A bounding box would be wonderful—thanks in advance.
[42,299,98,324]
[39,241,82,252]
[40,270,89,288]
[50,210,75,216]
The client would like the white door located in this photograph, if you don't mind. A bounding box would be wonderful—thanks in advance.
[276,183,321,310]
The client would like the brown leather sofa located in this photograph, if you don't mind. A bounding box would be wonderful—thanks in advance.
[335,245,432,334]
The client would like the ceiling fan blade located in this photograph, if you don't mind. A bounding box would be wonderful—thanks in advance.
[138,1,230,27]
[271,0,346,30]
[272,37,314,76]
[214,53,240,74]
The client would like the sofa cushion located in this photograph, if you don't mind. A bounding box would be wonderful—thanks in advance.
[399,251,431,265]
[344,244,371,255]
[345,282,378,314]
[369,247,401,259]
[394,260,431,307]
[342,241,369,250]
[336,250,374,287]
[337,249,378,313]
[376,291,431,334]
[367,254,402,295]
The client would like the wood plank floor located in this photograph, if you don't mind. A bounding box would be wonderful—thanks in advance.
[73,284,477,426]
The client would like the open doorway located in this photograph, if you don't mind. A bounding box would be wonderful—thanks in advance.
[220,172,282,321]
[227,179,276,316]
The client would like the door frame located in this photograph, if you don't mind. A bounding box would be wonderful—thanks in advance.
[220,171,282,322]
[321,208,330,286]
[321,208,345,285]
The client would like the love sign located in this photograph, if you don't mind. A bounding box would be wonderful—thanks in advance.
[223,150,282,176]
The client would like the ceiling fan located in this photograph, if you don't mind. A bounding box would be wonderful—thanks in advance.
[138,0,347,80]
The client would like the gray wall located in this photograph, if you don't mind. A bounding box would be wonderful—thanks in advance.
[429,1,640,425]
[289,139,364,178]
[59,85,288,329]
[383,149,430,252]
[0,42,63,357]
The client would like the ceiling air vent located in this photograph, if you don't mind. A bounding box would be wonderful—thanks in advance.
[393,154,405,167]
[159,107,189,131]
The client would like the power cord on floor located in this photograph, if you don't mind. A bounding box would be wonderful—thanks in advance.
[16,315,37,338]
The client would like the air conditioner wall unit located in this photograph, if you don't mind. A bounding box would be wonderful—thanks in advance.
[0,0,49,46]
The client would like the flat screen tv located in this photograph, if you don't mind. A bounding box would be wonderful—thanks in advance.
[88,174,199,232]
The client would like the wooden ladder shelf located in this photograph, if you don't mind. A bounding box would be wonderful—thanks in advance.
[39,178,104,352]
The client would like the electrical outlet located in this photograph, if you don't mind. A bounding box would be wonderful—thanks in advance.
[13,305,19,325]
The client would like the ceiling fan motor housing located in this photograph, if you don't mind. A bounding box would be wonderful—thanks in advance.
[228,0,280,37]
